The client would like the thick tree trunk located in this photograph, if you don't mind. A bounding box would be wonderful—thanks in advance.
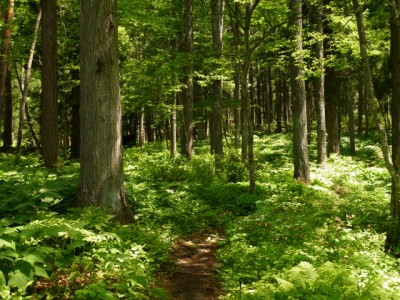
[181,0,194,158]
[78,0,134,224]
[315,0,327,164]
[386,0,400,251]
[41,0,58,167]
[289,0,310,184]
[210,0,224,157]
[0,0,13,116]
[17,9,41,153]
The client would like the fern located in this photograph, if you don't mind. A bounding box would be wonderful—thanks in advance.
[287,261,318,289]
[275,277,294,293]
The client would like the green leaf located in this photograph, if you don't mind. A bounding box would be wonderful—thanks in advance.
[14,259,34,277]
[8,270,31,288]
[0,271,6,291]
[21,253,44,265]
[0,239,16,250]
[34,265,49,279]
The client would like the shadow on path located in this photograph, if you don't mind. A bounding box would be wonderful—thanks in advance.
[157,229,223,300]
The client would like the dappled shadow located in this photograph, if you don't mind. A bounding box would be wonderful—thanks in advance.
[157,230,223,300]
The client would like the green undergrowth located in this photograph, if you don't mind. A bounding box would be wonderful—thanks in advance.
[0,133,399,299]
[218,134,399,299]
[0,154,171,299]
[0,141,257,299]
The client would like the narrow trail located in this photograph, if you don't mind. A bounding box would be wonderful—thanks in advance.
[157,230,223,300]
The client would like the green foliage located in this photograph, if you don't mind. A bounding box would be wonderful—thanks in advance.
[218,134,399,299]
[1,133,399,299]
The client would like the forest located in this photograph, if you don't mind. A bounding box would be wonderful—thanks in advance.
[0,0,400,298]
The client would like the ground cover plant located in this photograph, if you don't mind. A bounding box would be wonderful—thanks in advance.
[0,133,400,298]
[217,134,400,299]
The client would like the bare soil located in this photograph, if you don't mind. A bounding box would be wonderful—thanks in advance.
[157,229,223,300]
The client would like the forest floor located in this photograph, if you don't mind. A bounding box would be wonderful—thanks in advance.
[156,229,224,300]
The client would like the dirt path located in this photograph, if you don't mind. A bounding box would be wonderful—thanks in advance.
[157,230,223,300]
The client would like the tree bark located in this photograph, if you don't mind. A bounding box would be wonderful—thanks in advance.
[0,0,13,116]
[70,84,80,159]
[210,0,224,157]
[289,0,310,184]
[325,68,340,155]
[386,0,400,251]
[3,68,12,148]
[357,77,364,135]
[315,0,327,165]
[171,91,177,157]
[232,1,241,149]
[347,89,356,156]
[276,71,283,133]
[139,106,145,147]
[16,9,42,153]
[181,0,194,158]
[41,0,58,167]
[78,0,134,224]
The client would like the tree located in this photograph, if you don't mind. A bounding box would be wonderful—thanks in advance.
[386,0,400,251]
[181,0,194,158]
[40,0,58,167]
[16,9,42,153]
[78,0,134,224]
[314,0,327,165]
[349,0,400,251]
[0,0,14,149]
[289,0,310,184]
[210,0,224,157]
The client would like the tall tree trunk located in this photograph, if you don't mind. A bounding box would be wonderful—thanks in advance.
[139,106,145,147]
[41,0,58,167]
[3,68,12,148]
[357,77,364,135]
[350,0,400,251]
[70,84,80,159]
[181,0,194,158]
[16,9,42,153]
[0,0,13,115]
[233,2,241,149]
[315,0,327,164]
[14,63,40,148]
[276,71,283,133]
[78,0,134,224]
[289,0,310,184]
[1,0,14,149]
[267,67,274,134]
[171,91,177,157]
[242,2,260,193]
[325,68,340,155]
[386,0,400,251]
[347,89,356,156]
[210,0,224,157]
[283,78,291,131]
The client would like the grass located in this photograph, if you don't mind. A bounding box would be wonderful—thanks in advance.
[0,133,399,299]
